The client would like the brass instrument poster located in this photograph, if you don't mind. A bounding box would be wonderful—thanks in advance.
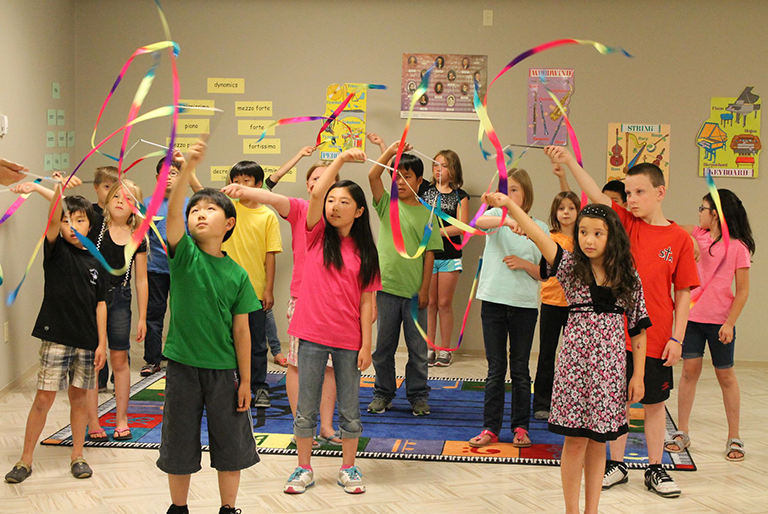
[696,87,761,178]
[527,69,573,146]
[401,53,487,120]
[606,123,670,185]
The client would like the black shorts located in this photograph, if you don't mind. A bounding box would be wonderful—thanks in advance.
[626,351,673,405]
[156,360,259,475]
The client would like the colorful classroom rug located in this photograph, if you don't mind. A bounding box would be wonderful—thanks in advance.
[43,371,696,470]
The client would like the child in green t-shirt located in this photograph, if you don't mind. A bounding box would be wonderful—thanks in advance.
[156,138,262,514]
[367,141,443,417]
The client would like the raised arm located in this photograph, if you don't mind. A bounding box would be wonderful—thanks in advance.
[482,192,558,264]
[308,148,366,230]
[546,146,611,206]
[552,161,571,192]
[167,138,207,253]
[219,184,291,218]
[269,146,316,189]
[368,140,411,204]
[46,183,64,244]
[366,133,387,154]
[171,148,203,193]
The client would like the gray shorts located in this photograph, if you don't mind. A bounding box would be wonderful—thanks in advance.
[156,360,260,475]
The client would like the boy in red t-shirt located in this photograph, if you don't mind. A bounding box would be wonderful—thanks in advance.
[549,147,699,499]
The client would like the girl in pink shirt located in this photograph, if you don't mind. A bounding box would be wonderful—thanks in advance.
[669,189,754,462]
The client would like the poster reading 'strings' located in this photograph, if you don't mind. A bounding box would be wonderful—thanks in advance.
[401,53,488,120]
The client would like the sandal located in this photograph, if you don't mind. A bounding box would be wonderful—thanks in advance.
[726,438,745,462]
[468,429,498,448]
[317,430,343,446]
[273,354,288,368]
[664,431,691,453]
[291,436,321,449]
[87,429,108,442]
[512,427,532,448]
[112,427,133,441]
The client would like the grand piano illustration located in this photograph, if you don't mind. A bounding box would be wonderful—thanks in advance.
[696,122,728,161]
[726,86,761,126]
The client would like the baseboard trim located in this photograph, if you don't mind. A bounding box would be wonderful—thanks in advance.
[0,363,38,401]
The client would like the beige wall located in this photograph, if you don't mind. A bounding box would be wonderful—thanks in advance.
[2,0,766,390]
[0,0,77,391]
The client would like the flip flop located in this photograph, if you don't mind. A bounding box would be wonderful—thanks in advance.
[512,427,532,448]
[112,427,133,441]
[317,430,343,446]
[468,429,499,448]
[87,429,108,442]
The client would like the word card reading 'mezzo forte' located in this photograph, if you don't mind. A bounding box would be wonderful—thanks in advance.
[179,99,215,116]
[207,78,244,94]
[235,101,273,117]
[243,139,280,154]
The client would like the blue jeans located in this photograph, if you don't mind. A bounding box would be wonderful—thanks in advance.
[99,285,132,387]
[372,291,430,403]
[248,310,268,393]
[294,340,362,439]
[144,271,170,366]
[265,308,281,356]
[480,301,538,434]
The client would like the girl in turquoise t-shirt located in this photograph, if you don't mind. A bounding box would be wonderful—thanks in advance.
[469,168,545,449]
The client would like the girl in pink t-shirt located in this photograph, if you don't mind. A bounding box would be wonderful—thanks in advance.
[669,189,754,462]
[288,148,379,494]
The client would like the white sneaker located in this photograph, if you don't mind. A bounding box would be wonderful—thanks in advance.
[284,467,314,494]
[644,466,681,498]
[337,466,366,494]
[602,460,628,489]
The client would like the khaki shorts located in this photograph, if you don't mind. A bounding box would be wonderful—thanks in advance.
[286,297,332,369]
[37,340,96,391]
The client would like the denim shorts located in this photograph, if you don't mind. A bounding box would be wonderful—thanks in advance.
[682,321,735,369]
[433,258,463,274]
[106,285,132,351]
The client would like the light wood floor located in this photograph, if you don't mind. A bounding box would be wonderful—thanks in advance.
[1,350,765,513]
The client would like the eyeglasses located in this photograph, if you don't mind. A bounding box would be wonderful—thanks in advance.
[698,205,714,213]
[168,171,180,178]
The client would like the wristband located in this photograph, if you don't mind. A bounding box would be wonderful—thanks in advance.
[670,337,683,345]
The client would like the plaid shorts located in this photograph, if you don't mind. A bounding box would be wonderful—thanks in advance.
[37,340,96,391]
[286,297,332,369]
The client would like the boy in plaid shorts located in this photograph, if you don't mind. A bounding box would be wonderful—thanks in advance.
[5,186,108,484]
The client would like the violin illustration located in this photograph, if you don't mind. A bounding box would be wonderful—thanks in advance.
[652,148,666,167]
[610,128,624,167]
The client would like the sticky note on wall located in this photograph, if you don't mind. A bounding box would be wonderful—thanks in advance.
[179,99,215,116]
[178,119,210,134]
[238,120,274,136]
[243,139,280,154]
[263,165,297,182]
[235,101,272,117]
[211,166,230,182]
[207,78,244,94]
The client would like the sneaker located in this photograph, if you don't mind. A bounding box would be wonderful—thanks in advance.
[219,505,241,514]
[166,505,189,514]
[411,398,431,416]
[367,397,392,413]
[533,410,550,420]
[251,389,271,408]
[427,349,436,367]
[337,466,366,494]
[70,457,93,479]
[284,467,314,494]
[644,466,681,498]
[434,351,452,367]
[4,461,32,483]
[602,460,628,489]
[141,363,162,377]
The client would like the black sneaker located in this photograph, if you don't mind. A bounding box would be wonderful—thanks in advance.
[70,458,92,479]
[602,459,628,489]
[166,505,189,514]
[251,389,271,408]
[4,461,32,483]
[644,465,681,498]
[219,505,242,514]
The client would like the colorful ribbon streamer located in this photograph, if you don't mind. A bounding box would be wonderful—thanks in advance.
[0,179,43,227]
[255,116,353,144]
